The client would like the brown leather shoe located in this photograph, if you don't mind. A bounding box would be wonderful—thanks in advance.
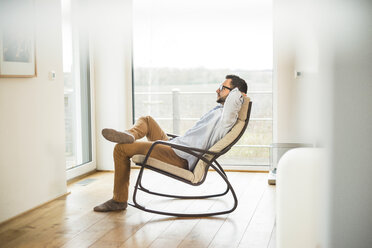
[93,199,128,212]
[102,128,135,144]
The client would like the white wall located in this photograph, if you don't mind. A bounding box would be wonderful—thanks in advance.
[327,1,372,247]
[274,2,330,246]
[275,0,372,247]
[273,0,326,146]
[92,0,133,170]
[0,0,67,223]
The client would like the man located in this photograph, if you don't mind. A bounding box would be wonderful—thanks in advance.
[94,75,248,212]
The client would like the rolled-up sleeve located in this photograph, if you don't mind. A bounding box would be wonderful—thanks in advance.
[221,88,244,128]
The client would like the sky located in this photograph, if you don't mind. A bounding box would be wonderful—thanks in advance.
[133,0,273,70]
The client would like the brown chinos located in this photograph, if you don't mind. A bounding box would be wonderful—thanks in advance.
[113,116,188,203]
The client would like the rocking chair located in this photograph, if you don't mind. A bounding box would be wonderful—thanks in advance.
[129,96,252,217]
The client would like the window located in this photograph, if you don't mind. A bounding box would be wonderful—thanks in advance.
[133,0,272,167]
[62,0,94,173]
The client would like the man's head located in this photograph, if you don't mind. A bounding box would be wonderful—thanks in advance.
[216,75,248,104]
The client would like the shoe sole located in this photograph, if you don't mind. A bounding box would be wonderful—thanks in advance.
[102,129,134,144]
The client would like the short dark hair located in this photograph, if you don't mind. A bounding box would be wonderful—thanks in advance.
[226,75,248,94]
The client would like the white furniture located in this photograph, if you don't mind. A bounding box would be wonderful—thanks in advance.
[269,143,313,185]
[276,148,325,248]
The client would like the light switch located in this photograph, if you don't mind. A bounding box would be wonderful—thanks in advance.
[295,71,302,79]
[49,71,56,80]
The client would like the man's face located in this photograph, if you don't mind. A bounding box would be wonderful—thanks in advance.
[216,79,233,104]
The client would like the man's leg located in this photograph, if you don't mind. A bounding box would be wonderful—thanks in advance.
[127,116,168,141]
[94,141,188,212]
[112,141,187,203]
[102,116,168,143]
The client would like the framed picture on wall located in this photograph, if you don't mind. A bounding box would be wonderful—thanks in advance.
[0,0,36,78]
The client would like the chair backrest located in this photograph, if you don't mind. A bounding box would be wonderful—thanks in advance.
[191,96,252,184]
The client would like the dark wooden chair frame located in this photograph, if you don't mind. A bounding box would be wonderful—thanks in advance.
[128,101,252,217]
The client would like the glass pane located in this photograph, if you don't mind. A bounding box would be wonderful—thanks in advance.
[219,147,270,166]
[248,93,273,118]
[62,0,92,170]
[78,31,92,165]
[133,0,272,166]
[134,92,173,119]
[237,120,273,146]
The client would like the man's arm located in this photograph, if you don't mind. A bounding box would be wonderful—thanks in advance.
[221,88,244,128]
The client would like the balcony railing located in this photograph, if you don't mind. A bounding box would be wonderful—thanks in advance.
[134,89,272,150]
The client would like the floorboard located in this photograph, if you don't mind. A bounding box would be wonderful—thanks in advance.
[0,170,276,248]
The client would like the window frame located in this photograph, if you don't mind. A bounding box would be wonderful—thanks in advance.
[63,0,96,180]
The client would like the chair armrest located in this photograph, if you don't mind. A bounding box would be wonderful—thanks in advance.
[166,133,179,138]
[140,140,219,167]
[153,140,219,156]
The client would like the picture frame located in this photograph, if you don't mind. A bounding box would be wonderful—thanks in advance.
[0,0,36,78]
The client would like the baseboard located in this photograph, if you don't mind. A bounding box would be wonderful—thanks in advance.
[0,191,71,226]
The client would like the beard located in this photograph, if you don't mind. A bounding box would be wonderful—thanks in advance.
[216,95,227,104]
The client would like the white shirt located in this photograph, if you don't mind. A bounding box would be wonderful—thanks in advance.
[169,88,244,170]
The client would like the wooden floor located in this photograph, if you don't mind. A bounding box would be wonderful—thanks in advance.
[0,170,276,248]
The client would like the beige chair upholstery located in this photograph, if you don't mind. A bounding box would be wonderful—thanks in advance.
[132,154,195,181]
[132,95,251,184]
